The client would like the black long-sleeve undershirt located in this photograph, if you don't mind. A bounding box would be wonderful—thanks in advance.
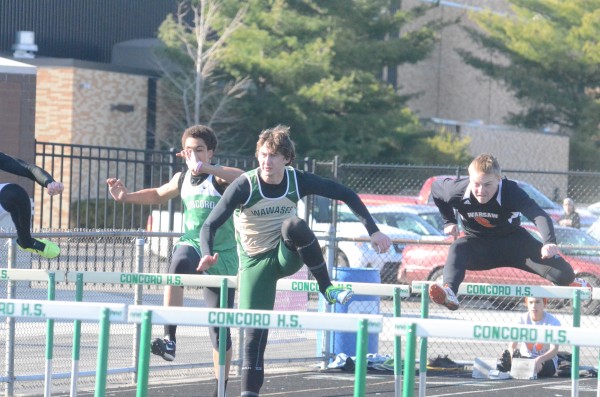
[200,168,380,256]
[432,177,556,245]
[0,152,55,187]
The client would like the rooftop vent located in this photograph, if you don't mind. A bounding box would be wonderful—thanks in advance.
[12,31,38,59]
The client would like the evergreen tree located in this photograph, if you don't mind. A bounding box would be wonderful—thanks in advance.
[460,0,600,170]
[217,0,467,163]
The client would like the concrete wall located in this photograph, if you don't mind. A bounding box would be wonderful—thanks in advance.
[399,0,520,125]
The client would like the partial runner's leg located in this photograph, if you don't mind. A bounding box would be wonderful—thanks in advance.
[0,184,59,258]
[281,217,353,304]
[241,328,268,396]
[502,228,575,286]
[152,245,199,361]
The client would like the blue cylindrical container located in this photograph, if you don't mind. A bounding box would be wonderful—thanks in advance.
[331,267,380,356]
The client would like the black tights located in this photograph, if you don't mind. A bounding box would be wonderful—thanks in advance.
[443,228,575,293]
[0,184,36,248]
[282,217,332,295]
[241,328,268,396]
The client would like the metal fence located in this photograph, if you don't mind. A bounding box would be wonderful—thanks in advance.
[2,232,600,396]
[0,142,599,394]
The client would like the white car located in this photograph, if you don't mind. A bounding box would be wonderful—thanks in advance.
[300,197,422,283]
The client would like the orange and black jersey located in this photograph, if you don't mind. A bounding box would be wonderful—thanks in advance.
[431,176,556,245]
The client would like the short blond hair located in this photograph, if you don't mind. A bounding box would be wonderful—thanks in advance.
[469,154,501,178]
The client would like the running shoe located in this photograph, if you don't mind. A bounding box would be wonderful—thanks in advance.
[427,355,462,370]
[429,284,459,311]
[497,349,512,372]
[19,239,60,259]
[325,285,354,305]
[569,277,593,291]
[151,338,176,361]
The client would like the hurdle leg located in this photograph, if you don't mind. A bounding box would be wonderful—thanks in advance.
[136,310,152,397]
[44,272,56,397]
[572,290,581,397]
[354,319,368,397]
[418,290,429,397]
[402,323,417,397]
[94,308,111,397]
[70,273,84,397]
[394,288,402,397]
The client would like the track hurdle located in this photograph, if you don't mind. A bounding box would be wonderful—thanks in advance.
[410,282,595,397]
[63,271,409,396]
[393,317,600,397]
[1,269,66,396]
[0,299,126,397]
[128,305,383,397]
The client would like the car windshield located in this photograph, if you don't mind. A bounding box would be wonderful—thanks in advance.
[528,226,600,256]
[371,212,443,236]
[516,181,559,210]
[337,204,442,236]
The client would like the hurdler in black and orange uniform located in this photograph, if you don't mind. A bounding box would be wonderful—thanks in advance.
[428,153,586,311]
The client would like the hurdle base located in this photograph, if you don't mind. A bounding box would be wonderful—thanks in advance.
[472,358,510,380]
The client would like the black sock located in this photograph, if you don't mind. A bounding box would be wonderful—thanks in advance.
[164,325,177,342]
[297,239,332,295]
[212,378,228,397]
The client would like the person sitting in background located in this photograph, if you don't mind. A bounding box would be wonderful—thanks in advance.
[500,297,560,377]
[559,197,580,229]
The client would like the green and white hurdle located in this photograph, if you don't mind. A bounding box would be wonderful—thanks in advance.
[394,317,600,397]
[3,268,411,396]
[127,306,382,397]
[63,271,410,397]
[0,299,126,397]
[410,281,596,397]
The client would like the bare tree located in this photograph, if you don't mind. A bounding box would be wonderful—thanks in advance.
[154,0,249,149]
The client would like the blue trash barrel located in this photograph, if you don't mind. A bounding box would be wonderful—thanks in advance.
[331,267,380,357]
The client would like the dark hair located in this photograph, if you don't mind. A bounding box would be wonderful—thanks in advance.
[255,125,296,164]
[181,125,218,151]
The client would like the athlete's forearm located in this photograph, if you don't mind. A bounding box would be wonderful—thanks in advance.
[0,152,54,187]
[202,163,244,184]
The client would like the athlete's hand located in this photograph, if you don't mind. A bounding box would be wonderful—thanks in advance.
[371,231,391,254]
[444,224,459,238]
[541,243,560,259]
[46,181,64,195]
[534,357,543,374]
[177,149,202,175]
[197,253,219,272]
[106,178,129,202]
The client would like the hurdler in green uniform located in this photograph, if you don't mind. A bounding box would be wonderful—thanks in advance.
[179,171,237,277]
[107,125,243,397]
[234,166,302,310]
[198,125,392,396]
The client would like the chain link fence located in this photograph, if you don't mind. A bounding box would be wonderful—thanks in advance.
[1,143,600,394]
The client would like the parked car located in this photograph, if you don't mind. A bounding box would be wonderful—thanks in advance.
[588,202,600,217]
[589,218,600,242]
[398,224,600,314]
[148,198,422,283]
[368,204,445,240]
[302,198,421,283]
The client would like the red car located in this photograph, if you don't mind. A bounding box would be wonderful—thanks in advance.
[397,224,600,314]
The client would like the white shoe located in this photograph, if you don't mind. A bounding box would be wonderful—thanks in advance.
[570,277,592,291]
[429,284,459,311]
